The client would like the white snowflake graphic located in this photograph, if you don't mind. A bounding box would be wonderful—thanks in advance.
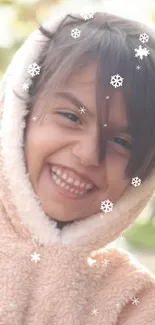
[27,62,41,77]
[131,177,141,187]
[80,11,94,20]
[131,297,140,306]
[120,233,125,240]
[30,252,41,263]
[22,82,30,90]
[91,308,99,316]
[101,259,109,267]
[106,96,110,99]
[136,65,141,70]
[9,302,16,309]
[110,74,124,88]
[104,124,107,127]
[134,45,150,60]
[139,33,149,44]
[2,301,16,312]
[71,28,81,39]
[32,116,37,122]
[79,106,86,114]
[100,199,114,213]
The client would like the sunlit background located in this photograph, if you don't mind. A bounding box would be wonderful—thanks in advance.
[0,0,155,273]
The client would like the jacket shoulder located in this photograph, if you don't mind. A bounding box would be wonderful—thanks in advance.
[117,282,155,325]
[90,247,155,325]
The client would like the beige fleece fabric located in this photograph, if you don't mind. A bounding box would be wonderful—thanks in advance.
[0,8,155,325]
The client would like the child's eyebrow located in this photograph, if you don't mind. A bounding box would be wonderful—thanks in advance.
[110,125,131,134]
[106,124,132,139]
[53,91,95,116]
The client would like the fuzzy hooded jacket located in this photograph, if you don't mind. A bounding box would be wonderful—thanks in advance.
[0,8,155,325]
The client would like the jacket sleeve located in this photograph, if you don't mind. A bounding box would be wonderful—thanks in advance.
[117,283,155,325]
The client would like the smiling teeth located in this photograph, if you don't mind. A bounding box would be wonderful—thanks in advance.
[51,173,85,195]
[51,168,94,196]
[51,166,94,190]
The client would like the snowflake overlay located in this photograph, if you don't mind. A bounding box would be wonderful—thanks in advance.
[27,62,41,77]
[80,11,94,20]
[139,33,149,44]
[131,297,140,306]
[30,252,41,263]
[136,65,141,70]
[100,199,114,213]
[110,74,124,88]
[101,259,109,267]
[91,308,99,316]
[22,82,30,90]
[32,116,37,122]
[9,302,16,308]
[79,106,86,114]
[131,177,141,187]
[120,233,125,240]
[71,28,81,39]
[134,45,150,60]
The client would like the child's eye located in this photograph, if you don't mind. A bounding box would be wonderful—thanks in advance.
[109,136,132,150]
[56,112,81,123]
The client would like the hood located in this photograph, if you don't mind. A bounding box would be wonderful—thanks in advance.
[0,8,155,253]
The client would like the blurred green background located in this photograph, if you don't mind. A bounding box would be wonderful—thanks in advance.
[0,0,155,273]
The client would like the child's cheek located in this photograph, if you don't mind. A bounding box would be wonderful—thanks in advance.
[106,151,130,198]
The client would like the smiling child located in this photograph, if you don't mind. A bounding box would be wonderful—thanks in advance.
[0,6,155,325]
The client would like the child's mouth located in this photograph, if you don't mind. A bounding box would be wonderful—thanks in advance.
[48,164,95,200]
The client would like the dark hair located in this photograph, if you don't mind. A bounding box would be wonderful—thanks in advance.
[19,12,155,182]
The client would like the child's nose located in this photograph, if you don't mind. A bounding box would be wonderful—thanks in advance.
[73,143,100,166]
[72,135,101,167]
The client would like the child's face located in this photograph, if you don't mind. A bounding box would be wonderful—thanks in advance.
[24,63,131,222]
